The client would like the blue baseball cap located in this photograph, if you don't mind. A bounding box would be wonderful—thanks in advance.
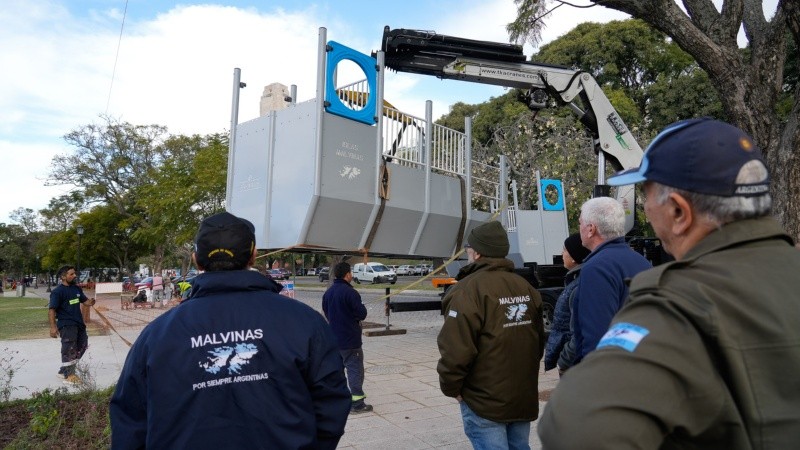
[608,118,770,197]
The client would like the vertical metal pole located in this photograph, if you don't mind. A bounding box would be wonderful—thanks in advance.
[597,148,606,185]
[297,27,327,244]
[226,68,243,210]
[499,155,508,225]
[290,84,297,105]
[385,287,391,330]
[409,100,434,253]
[465,116,473,233]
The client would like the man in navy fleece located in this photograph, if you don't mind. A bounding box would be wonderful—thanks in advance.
[322,262,373,414]
[110,212,350,449]
[562,197,651,372]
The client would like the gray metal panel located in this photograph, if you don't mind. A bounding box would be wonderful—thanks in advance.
[538,209,569,264]
[268,101,318,248]
[368,164,426,255]
[306,197,372,249]
[414,174,467,256]
[228,115,273,246]
[513,211,548,265]
[304,112,378,249]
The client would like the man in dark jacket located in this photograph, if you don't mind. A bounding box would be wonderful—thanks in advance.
[322,262,372,414]
[565,196,651,369]
[437,220,544,449]
[544,233,590,374]
[110,212,350,449]
[539,118,800,448]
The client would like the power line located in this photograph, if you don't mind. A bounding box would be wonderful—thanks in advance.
[105,0,130,115]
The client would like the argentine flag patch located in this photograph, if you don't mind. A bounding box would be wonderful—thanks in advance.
[597,322,649,352]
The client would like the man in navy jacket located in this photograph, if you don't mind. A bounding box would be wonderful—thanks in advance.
[562,197,651,371]
[322,262,372,414]
[110,212,350,449]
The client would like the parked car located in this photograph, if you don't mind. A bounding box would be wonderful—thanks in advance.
[268,269,291,280]
[134,277,153,290]
[318,267,330,282]
[415,264,430,276]
[307,268,317,276]
[396,265,413,276]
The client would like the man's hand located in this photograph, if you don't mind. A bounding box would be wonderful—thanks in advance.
[88,297,96,306]
[50,326,59,338]
[456,395,463,402]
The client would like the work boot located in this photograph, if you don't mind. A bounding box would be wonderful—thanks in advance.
[350,403,373,414]
[63,374,82,385]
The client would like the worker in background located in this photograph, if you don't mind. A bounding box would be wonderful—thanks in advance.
[437,221,544,449]
[49,265,96,385]
[322,262,373,414]
[539,118,800,448]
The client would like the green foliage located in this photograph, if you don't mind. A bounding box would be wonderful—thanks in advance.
[28,388,66,438]
[533,19,716,131]
[506,0,549,46]
[4,386,114,448]
[0,348,27,402]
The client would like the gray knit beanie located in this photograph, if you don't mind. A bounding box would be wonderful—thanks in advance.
[467,221,509,257]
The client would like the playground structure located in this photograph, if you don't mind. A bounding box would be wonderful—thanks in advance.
[225,28,570,266]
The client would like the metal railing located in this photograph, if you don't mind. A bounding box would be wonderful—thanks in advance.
[471,161,501,211]
[382,106,426,169]
[335,79,500,211]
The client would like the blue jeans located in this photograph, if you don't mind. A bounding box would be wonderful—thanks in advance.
[340,348,366,406]
[460,401,531,450]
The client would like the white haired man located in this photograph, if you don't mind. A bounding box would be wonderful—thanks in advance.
[539,118,800,448]
[557,196,651,372]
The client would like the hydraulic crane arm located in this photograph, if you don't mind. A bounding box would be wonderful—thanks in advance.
[380,27,644,191]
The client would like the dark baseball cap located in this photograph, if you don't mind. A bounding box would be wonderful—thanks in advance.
[194,212,256,268]
[608,118,769,196]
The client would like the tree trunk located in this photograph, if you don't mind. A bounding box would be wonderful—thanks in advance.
[595,0,800,239]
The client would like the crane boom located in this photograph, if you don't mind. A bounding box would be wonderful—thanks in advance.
[381,27,644,230]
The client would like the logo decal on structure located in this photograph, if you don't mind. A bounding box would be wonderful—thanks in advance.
[340,166,361,180]
[239,175,261,192]
[199,343,259,375]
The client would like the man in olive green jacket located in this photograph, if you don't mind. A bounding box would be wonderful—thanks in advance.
[438,220,544,449]
[539,118,800,448]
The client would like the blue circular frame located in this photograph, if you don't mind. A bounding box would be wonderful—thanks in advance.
[540,179,565,211]
[324,41,377,125]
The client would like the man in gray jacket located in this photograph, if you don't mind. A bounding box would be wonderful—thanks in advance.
[539,118,800,448]
[438,220,544,450]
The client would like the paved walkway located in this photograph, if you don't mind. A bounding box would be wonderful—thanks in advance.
[2,285,558,449]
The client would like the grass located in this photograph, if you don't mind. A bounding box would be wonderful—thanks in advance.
[0,297,108,340]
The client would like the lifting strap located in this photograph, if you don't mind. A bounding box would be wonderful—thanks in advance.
[455,174,467,251]
[362,164,391,256]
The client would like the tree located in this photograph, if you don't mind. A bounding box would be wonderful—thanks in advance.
[509,0,800,239]
[134,133,228,273]
[39,192,85,233]
[50,116,169,214]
